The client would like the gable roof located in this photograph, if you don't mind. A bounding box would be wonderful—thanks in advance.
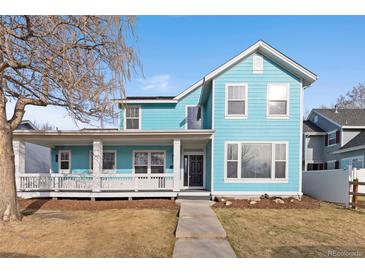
[341,130,365,149]
[175,40,318,100]
[118,40,318,104]
[312,109,365,128]
[303,120,325,134]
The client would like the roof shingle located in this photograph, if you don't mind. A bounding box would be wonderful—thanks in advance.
[303,120,325,133]
[313,108,365,127]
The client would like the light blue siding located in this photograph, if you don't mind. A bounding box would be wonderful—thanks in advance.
[51,146,92,174]
[119,87,203,130]
[51,145,173,174]
[212,54,302,193]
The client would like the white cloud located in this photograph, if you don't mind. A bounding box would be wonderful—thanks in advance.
[138,74,170,92]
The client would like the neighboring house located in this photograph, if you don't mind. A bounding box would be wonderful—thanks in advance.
[14,121,51,173]
[303,108,365,171]
[13,40,318,199]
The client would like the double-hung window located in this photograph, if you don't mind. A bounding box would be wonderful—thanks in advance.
[59,151,71,173]
[225,142,288,181]
[267,84,289,117]
[125,105,140,130]
[225,84,247,118]
[134,151,165,174]
[89,151,117,171]
[328,131,337,146]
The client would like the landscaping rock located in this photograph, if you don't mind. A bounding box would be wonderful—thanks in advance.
[274,198,285,204]
[249,201,257,205]
[225,201,232,206]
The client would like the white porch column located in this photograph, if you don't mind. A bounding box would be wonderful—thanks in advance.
[92,139,103,192]
[173,139,181,192]
[13,140,25,189]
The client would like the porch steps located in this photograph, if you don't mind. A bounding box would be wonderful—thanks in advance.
[177,191,211,200]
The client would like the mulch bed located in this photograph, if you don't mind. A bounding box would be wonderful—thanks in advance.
[213,196,320,209]
[18,198,179,212]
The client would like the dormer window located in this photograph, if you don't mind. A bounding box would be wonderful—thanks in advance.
[253,55,263,74]
[125,105,141,130]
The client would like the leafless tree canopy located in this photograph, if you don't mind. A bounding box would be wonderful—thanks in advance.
[336,83,365,109]
[0,15,140,129]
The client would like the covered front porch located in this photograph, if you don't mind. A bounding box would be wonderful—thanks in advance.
[13,129,213,199]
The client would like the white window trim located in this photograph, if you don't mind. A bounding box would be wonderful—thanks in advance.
[224,83,248,119]
[327,130,338,147]
[132,150,166,175]
[252,54,263,74]
[185,105,203,130]
[59,150,71,174]
[224,141,289,183]
[266,83,290,119]
[102,150,117,173]
[123,105,141,130]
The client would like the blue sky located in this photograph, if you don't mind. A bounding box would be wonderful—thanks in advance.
[8,16,365,129]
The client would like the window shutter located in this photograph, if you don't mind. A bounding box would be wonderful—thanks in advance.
[325,134,328,146]
[336,131,340,144]
[324,163,328,170]
[335,161,340,169]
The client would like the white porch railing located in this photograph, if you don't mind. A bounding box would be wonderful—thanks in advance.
[17,173,174,192]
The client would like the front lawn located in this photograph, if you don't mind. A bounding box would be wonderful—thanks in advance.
[0,199,178,258]
[214,202,365,258]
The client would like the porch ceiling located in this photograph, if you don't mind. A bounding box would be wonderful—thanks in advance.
[13,129,214,147]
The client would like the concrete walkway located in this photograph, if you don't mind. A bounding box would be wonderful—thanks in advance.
[173,200,236,258]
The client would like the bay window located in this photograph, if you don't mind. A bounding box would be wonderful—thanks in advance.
[225,142,288,181]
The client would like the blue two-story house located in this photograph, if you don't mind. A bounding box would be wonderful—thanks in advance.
[13,41,318,199]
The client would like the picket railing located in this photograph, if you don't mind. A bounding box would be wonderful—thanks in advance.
[17,173,174,192]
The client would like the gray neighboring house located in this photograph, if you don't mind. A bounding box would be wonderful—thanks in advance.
[303,108,365,171]
[15,120,50,173]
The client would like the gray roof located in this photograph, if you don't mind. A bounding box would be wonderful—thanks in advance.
[340,130,365,150]
[313,108,365,127]
[303,120,324,133]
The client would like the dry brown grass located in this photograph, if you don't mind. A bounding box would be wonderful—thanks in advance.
[0,208,178,258]
[215,203,365,258]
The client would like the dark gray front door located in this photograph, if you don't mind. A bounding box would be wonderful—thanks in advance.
[183,155,204,188]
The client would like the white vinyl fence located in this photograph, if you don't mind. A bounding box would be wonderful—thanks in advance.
[303,168,365,207]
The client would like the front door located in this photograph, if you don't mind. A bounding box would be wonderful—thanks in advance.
[183,154,204,188]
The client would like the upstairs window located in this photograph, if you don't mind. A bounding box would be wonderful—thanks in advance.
[125,105,140,130]
[253,55,263,73]
[187,106,202,129]
[267,84,289,117]
[325,131,340,146]
[225,84,248,118]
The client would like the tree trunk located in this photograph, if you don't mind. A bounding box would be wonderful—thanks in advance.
[0,125,21,222]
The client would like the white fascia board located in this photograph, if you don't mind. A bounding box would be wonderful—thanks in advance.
[117,99,178,104]
[174,79,204,100]
[333,145,365,154]
[174,41,318,101]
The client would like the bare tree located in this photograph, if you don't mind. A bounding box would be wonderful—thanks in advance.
[336,83,365,109]
[0,16,140,221]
